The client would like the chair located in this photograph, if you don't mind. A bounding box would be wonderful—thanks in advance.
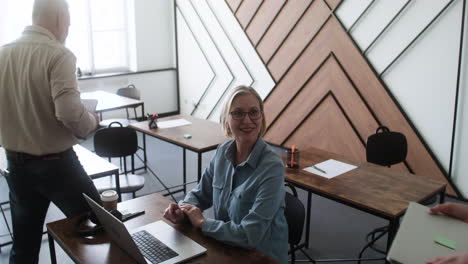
[284,183,386,264]
[366,126,407,167]
[92,122,145,198]
[99,84,142,127]
[361,126,408,256]
[284,183,313,264]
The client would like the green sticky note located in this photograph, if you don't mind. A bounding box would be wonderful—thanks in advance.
[435,236,456,250]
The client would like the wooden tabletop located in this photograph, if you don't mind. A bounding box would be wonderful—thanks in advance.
[81,91,143,113]
[47,193,278,264]
[285,147,446,219]
[129,114,227,153]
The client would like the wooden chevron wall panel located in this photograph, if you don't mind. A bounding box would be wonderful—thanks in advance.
[245,0,286,46]
[228,0,457,196]
[283,95,366,163]
[235,0,263,29]
[256,0,312,63]
[226,0,242,13]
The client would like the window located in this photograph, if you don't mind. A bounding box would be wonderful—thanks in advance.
[0,0,130,75]
[68,0,129,74]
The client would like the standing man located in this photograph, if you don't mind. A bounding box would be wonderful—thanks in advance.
[0,0,101,263]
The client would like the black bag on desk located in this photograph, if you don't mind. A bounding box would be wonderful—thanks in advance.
[366,126,407,167]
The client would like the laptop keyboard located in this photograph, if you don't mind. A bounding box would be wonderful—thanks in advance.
[132,230,179,264]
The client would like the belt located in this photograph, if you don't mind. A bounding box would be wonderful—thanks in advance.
[5,148,73,161]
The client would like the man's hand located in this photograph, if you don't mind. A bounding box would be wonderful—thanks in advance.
[427,253,468,264]
[430,203,468,223]
[180,203,205,229]
[92,112,100,126]
[163,203,185,224]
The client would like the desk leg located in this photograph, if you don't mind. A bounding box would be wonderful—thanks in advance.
[48,233,57,264]
[197,152,202,182]
[386,219,399,253]
[306,191,312,249]
[439,187,446,204]
[143,134,147,170]
[183,149,187,194]
[115,171,121,202]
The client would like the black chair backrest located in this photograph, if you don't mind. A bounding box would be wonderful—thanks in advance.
[284,192,305,246]
[117,84,140,100]
[366,126,407,167]
[94,124,138,158]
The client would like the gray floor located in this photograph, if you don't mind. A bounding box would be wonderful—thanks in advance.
[0,133,464,263]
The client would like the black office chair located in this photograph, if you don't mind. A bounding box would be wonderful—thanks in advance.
[284,183,314,264]
[99,84,142,127]
[361,126,407,256]
[92,122,145,198]
[366,126,407,167]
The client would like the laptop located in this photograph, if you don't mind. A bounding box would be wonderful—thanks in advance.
[83,194,206,264]
[387,202,468,264]
[81,99,98,112]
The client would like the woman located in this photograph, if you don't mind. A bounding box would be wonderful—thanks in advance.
[164,85,288,264]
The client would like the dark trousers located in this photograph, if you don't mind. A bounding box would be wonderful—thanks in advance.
[4,148,101,264]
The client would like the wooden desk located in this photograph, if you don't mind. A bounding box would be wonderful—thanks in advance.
[81,90,144,115]
[46,193,278,264]
[285,147,446,252]
[129,115,226,193]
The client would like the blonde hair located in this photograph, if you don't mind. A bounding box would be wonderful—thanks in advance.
[220,85,266,138]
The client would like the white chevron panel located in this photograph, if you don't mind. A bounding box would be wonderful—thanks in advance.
[335,0,373,29]
[383,0,462,172]
[208,0,274,99]
[177,8,215,115]
[177,0,275,123]
[339,0,410,51]
[191,0,253,121]
[365,0,453,74]
[177,0,232,119]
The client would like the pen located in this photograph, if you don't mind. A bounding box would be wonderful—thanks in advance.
[123,210,145,221]
[312,165,326,174]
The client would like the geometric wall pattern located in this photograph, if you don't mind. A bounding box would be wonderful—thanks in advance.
[176,0,274,122]
[226,0,459,196]
[177,0,463,197]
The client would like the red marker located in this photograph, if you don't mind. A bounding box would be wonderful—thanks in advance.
[290,145,295,166]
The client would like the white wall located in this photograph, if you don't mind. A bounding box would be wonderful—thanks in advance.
[130,0,175,70]
[453,0,468,198]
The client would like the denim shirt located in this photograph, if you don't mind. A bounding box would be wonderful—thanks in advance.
[183,138,288,264]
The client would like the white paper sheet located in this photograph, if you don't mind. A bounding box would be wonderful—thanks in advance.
[157,118,192,129]
[303,159,357,179]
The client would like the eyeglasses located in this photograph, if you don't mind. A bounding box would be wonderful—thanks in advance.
[229,109,263,120]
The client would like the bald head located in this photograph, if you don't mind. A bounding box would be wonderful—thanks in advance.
[32,0,70,44]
